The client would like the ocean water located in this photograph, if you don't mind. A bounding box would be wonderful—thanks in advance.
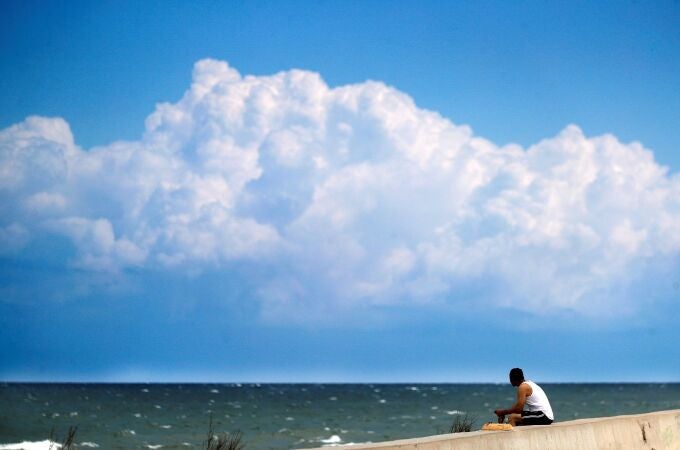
[1,383,679,449]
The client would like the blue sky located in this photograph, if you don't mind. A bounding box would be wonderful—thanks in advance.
[1,0,679,382]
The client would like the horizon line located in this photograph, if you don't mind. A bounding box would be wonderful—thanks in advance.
[3,379,679,384]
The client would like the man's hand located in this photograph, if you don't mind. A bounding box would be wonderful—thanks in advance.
[494,409,505,423]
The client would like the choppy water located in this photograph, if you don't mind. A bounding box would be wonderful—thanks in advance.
[1,383,679,449]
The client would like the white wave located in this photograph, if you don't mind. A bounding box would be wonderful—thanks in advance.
[0,441,60,450]
[80,443,99,448]
[210,389,219,393]
[321,435,342,444]
[160,425,172,429]
[145,446,163,450]
[446,410,465,415]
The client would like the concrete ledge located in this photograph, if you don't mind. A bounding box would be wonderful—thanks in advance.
[305,409,680,450]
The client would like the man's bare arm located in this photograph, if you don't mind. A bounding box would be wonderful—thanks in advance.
[495,383,531,416]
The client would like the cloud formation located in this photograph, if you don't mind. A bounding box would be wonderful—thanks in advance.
[1,59,678,319]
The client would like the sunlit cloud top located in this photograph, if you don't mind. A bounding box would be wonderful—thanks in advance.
[2,59,679,322]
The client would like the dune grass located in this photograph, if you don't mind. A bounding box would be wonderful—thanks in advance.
[204,415,245,450]
[48,425,77,450]
[45,420,245,450]
[449,413,476,433]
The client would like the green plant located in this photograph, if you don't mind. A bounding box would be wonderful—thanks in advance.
[449,413,475,433]
[48,426,77,450]
[204,415,245,450]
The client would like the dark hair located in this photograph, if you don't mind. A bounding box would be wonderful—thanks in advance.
[509,368,524,384]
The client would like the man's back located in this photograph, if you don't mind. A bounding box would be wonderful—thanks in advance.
[523,380,554,420]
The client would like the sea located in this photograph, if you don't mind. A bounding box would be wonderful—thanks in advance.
[1,383,679,449]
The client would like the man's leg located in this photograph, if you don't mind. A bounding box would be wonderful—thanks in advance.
[508,413,522,426]
[519,410,552,426]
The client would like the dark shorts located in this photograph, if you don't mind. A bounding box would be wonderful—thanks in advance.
[519,410,553,425]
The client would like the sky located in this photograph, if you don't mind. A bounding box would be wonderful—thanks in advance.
[1,0,679,383]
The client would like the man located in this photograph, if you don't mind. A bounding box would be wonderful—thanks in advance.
[494,368,554,426]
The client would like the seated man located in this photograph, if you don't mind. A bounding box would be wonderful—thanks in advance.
[494,368,554,426]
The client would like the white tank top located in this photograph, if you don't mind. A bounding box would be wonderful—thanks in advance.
[524,380,554,420]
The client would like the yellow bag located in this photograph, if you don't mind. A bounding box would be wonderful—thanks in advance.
[482,423,513,431]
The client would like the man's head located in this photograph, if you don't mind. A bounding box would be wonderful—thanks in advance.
[509,368,524,387]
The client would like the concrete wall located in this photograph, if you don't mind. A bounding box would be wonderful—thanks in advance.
[305,409,680,450]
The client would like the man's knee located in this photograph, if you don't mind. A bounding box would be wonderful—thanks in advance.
[508,413,522,426]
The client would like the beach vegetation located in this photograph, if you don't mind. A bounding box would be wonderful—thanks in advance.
[205,414,245,450]
[449,413,475,433]
[48,425,77,450]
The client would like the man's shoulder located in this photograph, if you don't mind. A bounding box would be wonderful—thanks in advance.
[518,381,533,395]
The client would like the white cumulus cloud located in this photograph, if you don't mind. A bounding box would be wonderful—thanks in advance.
[1,59,678,319]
